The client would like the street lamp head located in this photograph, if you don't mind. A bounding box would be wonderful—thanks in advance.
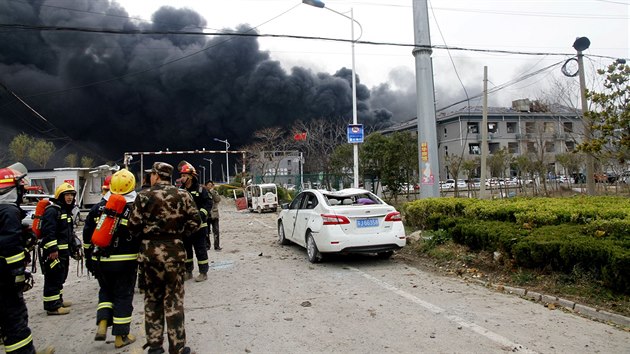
[303,0,325,8]
[572,37,590,52]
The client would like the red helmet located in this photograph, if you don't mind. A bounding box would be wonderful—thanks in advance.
[179,162,197,176]
[0,167,25,191]
[102,175,112,190]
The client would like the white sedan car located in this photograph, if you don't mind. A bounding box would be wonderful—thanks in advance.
[277,188,406,263]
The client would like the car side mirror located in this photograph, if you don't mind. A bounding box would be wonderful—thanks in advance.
[281,203,289,209]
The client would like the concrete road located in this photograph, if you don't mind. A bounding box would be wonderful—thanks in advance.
[23,201,629,354]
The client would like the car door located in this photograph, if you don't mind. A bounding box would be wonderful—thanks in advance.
[292,192,319,246]
[282,193,305,241]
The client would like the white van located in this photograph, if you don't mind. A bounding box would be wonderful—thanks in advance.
[246,183,279,213]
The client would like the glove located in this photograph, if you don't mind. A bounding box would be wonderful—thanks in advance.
[21,226,38,252]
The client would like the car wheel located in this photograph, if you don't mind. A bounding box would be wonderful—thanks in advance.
[278,222,289,245]
[376,251,393,259]
[306,232,322,263]
[257,206,262,214]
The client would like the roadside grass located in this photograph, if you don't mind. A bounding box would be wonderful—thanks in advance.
[398,232,630,318]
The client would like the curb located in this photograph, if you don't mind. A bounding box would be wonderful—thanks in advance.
[471,278,630,329]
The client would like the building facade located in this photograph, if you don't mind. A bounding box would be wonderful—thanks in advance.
[381,99,584,180]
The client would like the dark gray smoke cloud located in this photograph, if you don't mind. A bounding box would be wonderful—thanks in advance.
[0,0,412,163]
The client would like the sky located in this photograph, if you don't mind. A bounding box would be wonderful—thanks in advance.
[119,0,629,108]
[0,0,628,168]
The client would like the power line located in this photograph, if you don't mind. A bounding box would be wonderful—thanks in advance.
[1,23,623,61]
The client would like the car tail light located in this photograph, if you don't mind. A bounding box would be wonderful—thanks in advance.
[384,211,402,222]
[321,214,350,225]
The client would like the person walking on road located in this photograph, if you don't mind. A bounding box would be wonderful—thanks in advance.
[0,162,55,354]
[205,180,221,251]
[128,162,200,354]
[40,182,77,315]
[84,169,140,349]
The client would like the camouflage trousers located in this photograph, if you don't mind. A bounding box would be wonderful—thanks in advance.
[143,260,186,354]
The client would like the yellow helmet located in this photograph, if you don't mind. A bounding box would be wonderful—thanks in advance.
[110,169,136,195]
[54,182,76,199]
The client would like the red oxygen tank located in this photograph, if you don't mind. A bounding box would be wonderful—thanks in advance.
[32,198,50,238]
[91,194,127,247]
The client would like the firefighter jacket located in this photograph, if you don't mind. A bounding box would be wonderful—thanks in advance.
[185,182,213,228]
[90,201,140,272]
[0,202,27,274]
[128,180,201,263]
[208,188,221,220]
[40,199,74,258]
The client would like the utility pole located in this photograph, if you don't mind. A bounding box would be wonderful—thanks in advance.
[574,37,595,195]
[412,0,440,198]
[479,66,489,199]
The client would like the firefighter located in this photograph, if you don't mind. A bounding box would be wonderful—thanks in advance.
[40,182,77,315]
[178,162,212,282]
[86,169,139,349]
[0,162,55,354]
[128,162,200,354]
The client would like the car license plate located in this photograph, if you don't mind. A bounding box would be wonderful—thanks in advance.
[357,218,379,228]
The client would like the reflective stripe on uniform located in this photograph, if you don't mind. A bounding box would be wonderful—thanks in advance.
[198,259,209,265]
[113,316,132,324]
[4,333,33,352]
[43,294,61,302]
[58,244,69,250]
[200,208,208,216]
[50,259,59,269]
[93,254,139,262]
[98,302,113,310]
[5,251,25,264]
[200,222,208,228]
[120,219,128,226]
[44,240,57,249]
[185,258,193,263]
[83,243,92,249]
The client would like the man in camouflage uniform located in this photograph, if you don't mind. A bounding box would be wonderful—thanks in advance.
[128,162,200,354]
[205,181,221,251]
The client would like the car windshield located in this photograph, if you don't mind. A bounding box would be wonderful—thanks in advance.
[324,192,382,206]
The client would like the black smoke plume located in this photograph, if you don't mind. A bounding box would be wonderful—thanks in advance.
[0,0,412,164]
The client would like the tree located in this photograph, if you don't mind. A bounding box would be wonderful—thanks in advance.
[359,131,417,200]
[578,61,630,163]
[81,156,94,168]
[9,133,33,162]
[64,153,78,167]
[28,139,55,168]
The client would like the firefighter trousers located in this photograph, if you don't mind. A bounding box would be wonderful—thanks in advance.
[0,276,35,354]
[42,256,69,311]
[95,263,138,335]
[184,228,209,274]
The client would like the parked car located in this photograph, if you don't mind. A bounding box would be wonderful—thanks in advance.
[21,193,53,227]
[277,188,406,263]
[440,179,455,189]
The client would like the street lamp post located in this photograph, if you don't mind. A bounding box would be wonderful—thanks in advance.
[214,138,230,183]
[203,158,213,182]
[303,0,362,188]
[198,165,206,185]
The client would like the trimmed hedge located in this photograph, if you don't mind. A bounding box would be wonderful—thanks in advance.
[402,196,630,293]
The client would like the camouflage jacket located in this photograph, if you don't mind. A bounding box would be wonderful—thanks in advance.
[208,188,221,219]
[128,180,201,263]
